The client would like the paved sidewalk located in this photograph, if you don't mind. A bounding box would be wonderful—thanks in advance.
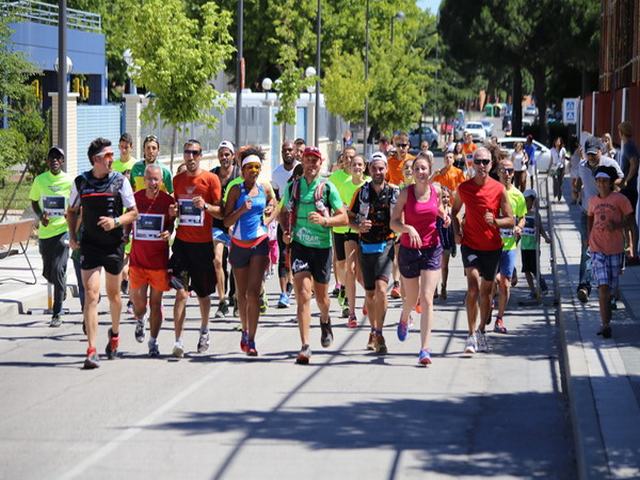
[551,181,640,480]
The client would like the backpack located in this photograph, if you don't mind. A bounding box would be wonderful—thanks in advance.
[284,177,330,234]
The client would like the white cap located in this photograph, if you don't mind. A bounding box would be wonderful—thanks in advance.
[369,151,387,165]
[218,140,235,154]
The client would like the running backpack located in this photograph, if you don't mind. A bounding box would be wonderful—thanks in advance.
[284,178,330,234]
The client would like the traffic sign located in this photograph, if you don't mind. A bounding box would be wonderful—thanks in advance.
[563,98,579,125]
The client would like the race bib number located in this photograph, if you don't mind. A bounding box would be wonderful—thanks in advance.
[522,227,536,236]
[500,228,514,238]
[178,198,204,226]
[42,196,65,217]
[134,213,164,241]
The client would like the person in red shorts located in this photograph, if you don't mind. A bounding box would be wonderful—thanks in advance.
[127,164,176,357]
[452,147,514,355]
[170,139,222,357]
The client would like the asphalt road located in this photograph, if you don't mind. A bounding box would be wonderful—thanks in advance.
[0,245,576,479]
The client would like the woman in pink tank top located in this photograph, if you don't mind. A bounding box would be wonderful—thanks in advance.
[390,152,450,366]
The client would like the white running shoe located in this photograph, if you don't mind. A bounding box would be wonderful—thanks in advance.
[464,334,477,354]
[172,341,184,358]
[476,330,490,353]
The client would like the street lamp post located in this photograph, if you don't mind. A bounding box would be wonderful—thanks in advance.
[123,49,137,94]
[314,0,321,147]
[364,0,369,156]
[235,0,244,149]
[390,11,405,45]
[57,0,67,155]
[261,77,272,102]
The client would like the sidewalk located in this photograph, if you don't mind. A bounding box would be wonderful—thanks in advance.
[551,181,640,479]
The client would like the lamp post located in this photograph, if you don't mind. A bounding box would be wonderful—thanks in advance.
[261,77,273,101]
[235,0,244,149]
[314,0,321,147]
[57,0,67,155]
[390,11,405,45]
[305,66,317,144]
[123,48,137,94]
[364,0,370,156]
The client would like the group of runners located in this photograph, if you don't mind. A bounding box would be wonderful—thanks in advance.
[28,122,638,369]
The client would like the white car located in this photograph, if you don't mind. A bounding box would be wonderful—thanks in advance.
[464,122,487,142]
[496,137,552,173]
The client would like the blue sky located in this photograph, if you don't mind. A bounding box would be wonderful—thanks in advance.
[416,0,441,14]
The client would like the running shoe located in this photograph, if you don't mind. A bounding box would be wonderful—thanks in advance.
[347,314,358,329]
[246,340,258,357]
[126,300,134,315]
[396,315,409,342]
[320,318,333,348]
[338,286,346,307]
[134,318,145,343]
[296,344,311,364]
[331,284,341,297]
[240,330,249,353]
[197,331,210,353]
[83,348,100,369]
[259,292,268,313]
[105,328,119,359]
[172,341,184,358]
[390,281,401,299]
[148,340,160,358]
[277,292,290,308]
[374,334,388,355]
[418,349,432,365]
[476,330,490,353]
[464,334,477,354]
[342,306,350,319]
[494,317,507,334]
[576,286,589,304]
[366,331,376,350]
[214,300,229,318]
[49,314,62,328]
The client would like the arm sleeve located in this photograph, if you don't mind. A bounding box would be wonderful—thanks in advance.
[119,180,136,209]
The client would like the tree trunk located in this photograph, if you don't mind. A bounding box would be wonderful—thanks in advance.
[512,65,523,137]
[533,64,548,144]
[170,126,177,173]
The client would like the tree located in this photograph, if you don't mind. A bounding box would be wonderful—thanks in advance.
[323,49,369,124]
[127,0,234,168]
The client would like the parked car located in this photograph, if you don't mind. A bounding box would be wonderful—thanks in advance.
[409,126,439,153]
[481,119,494,137]
[464,122,487,142]
[496,137,551,173]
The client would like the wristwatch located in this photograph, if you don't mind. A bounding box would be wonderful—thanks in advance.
[203,202,209,211]
[114,216,121,228]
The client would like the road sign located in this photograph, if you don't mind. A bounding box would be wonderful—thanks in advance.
[563,98,579,125]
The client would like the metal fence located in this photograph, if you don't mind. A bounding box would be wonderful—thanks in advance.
[0,0,102,32]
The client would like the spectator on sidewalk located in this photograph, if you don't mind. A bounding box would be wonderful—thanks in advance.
[587,166,634,338]
[29,146,72,327]
[617,121,639,263]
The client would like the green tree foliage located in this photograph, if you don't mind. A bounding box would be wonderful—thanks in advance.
[323,49,369,124]
[126,0,234,158]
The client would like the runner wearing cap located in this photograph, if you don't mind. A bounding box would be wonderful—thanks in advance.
[170,139,222,357]
[126,163,176,356]
[574,136,623,303]
[587,166,634,338]
[280,146,348,364]
[29,146,72,327]
[452,147,514,355]
[271,141,300,308]
[67,138,139,369]
[211,140,239,318]
[349,151,399,353]
[224,147,277,356]
[391,152,450,365]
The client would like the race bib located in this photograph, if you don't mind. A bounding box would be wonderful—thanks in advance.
[522,227,536,236]
[134,213,164,241]
[42,196,65,217]
[178,198,204,226]
[500,228,514,238]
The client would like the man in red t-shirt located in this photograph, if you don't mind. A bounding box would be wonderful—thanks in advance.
[170,139,222,358]
[452,147,514,355]
[127,163,176,357]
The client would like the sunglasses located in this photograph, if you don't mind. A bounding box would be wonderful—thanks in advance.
[396,143,409,148]
[95,150,114,159]
[474,159,491,165]
[184,149,202,156]
[501,168,514,174]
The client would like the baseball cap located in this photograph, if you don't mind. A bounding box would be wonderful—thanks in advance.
[302,146,322,159]
[369,151,387,165]
[218,140,235,154]
[585,137,602,155]
[47,146,65,159]
[523,189,537,199]
[595,171,611,179]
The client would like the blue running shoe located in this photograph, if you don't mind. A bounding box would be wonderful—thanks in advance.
[397,317,409,342]
[418,349,432,365]
[277,292,290,308]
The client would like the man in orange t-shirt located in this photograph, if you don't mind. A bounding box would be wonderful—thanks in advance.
[170,139,222,358]
[433,151,466,192]
[462,131,478,169]
[386,132,415,186]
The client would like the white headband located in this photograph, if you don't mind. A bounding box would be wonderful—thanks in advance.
[242,155,262,167]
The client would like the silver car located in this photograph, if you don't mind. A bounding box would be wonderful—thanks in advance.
[496,137,551,173]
